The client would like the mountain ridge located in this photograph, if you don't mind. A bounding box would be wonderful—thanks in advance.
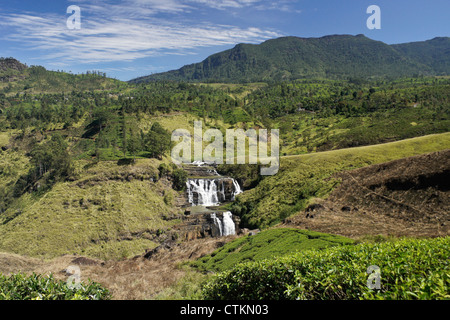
[129,34,450,83]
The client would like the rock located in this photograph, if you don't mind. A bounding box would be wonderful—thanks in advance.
[70,257,102,266]
[248,229,260,236]
[143,240,176,259]
[174,211,240,241]
[240,228,250,235]
[306,203,324,212]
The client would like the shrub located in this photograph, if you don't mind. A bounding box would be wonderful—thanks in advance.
[0,273,111,300]
[201,237,450,300]
[192,228,353,272]
[164,192,174,206]
[158,163,170,177]
[172,168,188,191]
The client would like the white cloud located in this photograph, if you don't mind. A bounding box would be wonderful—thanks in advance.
[188,0,261,10]
[0,1,282,64]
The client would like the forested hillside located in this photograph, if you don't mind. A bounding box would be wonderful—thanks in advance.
[131,35,450,83]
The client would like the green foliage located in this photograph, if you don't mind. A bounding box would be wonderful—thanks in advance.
[201,237,450,300]
[0,272,111,300]
[172,168,188,191]
[216,164,262,190]
[191,228,354,272]
[127,130,142,161]
[144,122,172,159]
[13,133,73,197]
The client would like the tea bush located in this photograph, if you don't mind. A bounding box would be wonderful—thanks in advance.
[0,273,111,300]
[202,237,450,300]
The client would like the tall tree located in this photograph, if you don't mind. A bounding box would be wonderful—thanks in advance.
[144,122,171,160]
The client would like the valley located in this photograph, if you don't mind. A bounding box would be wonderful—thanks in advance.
[0,34,449,300]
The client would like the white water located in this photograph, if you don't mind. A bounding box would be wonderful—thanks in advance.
[186,179,220,206]
[232,179,243,200]
[211,211,236,237]
[186,178,242,206]
[211,213,223,236]
[222,211,236,236]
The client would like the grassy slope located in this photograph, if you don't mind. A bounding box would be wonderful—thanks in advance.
[233,132,450,228]
[191,228,354,272]
[0,158,181,260]
[0,112,233,260]
[276,107,450,155]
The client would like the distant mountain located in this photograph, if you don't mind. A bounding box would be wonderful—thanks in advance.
[130,34,450,83]
[392,37,450,75]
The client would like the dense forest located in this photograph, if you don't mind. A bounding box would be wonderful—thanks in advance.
[131,35,450,83]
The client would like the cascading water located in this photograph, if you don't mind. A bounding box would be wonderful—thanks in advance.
[211,211,236,236]
[210,213,223,236]
[184,162,241,237]
[232,179,242,200]
[222,211,236,236]
[186,178,242,207]
[187,179,220,206]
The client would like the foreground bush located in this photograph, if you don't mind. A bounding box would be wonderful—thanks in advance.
[202,237,449,300]
[0,273,111,300]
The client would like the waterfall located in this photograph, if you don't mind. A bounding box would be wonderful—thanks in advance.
[186,179,219,206]
[211,213,223,236]
[186,178,242,206]
[232,179,242,200]
[210,211,236,237]
[222,211,236,236]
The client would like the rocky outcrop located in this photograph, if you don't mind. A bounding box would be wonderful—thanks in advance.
[183,163,219,177]
[173,211,241,241]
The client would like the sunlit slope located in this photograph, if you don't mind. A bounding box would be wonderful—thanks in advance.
[0,159,180,260]
[232,132,450,228]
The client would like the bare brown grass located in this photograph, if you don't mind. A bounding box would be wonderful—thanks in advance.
[283,149,450,238]
[0,236,237,300]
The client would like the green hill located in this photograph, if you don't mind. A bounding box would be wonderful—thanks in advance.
[231,132,450,229]
[393,37,450,75]
[0,58,126,95]
[0,157,180,260]
[130,35,450,83]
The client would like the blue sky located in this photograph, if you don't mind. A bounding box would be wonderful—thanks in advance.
[0,0,449,81]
